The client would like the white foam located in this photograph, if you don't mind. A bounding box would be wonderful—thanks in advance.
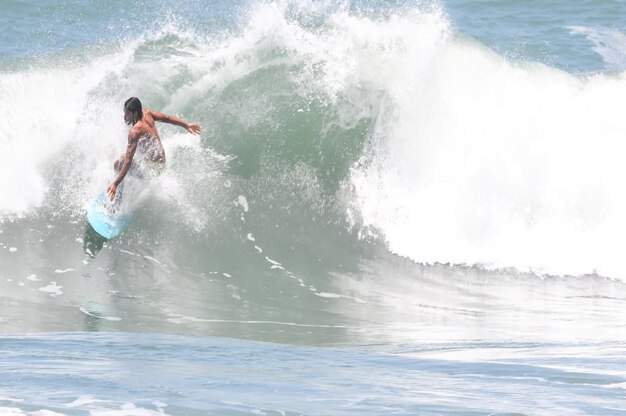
[143,256,162,265]
[265,256,282,266]
[0,408,24,416]
[0,396,23,403]
[66,395,107,407]
[88,403,166,416]
[570,26,626,71]
[79,307,122,322]
[238,195,249,212]
[166,313,346,328]
[38,282,63,296]
[344,18,626,280]
[31,410,66,416]
[0,45,136,218]
[315,291,366,303]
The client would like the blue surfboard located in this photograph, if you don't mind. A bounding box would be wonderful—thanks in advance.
[87,192,132,239]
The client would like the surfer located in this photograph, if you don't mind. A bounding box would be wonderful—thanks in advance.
[107,97,201,201]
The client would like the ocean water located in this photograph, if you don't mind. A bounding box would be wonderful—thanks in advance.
[2,0,626,414]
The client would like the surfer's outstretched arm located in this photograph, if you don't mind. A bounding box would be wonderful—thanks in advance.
[149,110,202,135]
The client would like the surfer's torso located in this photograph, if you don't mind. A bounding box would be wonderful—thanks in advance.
[131,109,166,164]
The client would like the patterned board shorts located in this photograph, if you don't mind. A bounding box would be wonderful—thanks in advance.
[128,160,166,180]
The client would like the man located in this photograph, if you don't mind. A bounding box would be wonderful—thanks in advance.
[107,97,201,201]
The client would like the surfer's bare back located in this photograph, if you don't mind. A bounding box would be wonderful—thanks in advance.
[107,97,201,201]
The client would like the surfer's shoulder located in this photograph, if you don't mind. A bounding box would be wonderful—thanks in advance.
[141,109,157,126]
[128,122,147,141]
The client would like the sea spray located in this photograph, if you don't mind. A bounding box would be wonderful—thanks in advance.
[3,1,626,280]
[349,35,626,277]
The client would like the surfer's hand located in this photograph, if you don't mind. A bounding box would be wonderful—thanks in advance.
[107,183,117,201]
[187,123,201,135]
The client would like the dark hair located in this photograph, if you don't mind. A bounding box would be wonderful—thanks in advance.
[124,97,143,119]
